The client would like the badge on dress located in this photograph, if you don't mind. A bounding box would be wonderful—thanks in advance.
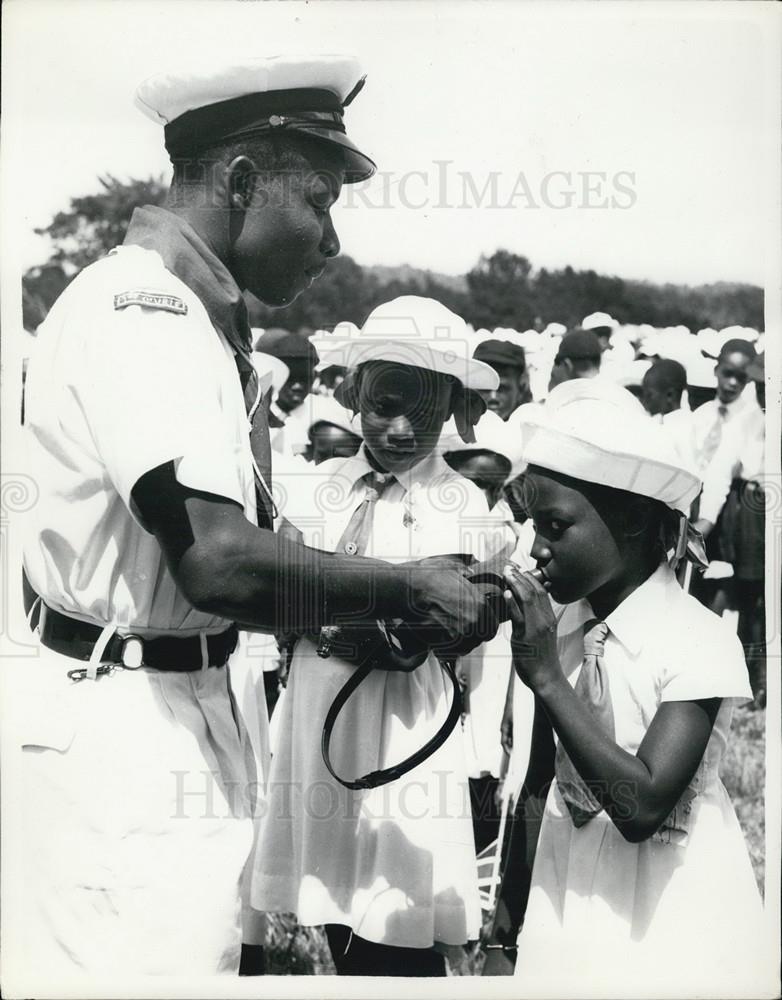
[114,290,188,315]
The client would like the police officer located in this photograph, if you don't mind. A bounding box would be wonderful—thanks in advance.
[11,55,496,983]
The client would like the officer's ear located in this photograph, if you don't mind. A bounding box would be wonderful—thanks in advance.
[226,155,258,210]
[450,382,487,443]
[334,368,361,414]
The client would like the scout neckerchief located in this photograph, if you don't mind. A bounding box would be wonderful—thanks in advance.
[122,206,274,527]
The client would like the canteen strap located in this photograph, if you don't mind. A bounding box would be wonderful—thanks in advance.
[321,657,463,791]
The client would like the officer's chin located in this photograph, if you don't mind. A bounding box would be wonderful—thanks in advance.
[246,276,306,309]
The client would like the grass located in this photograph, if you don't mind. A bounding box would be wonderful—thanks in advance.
[719,703,766,894]
[264,704,767,975]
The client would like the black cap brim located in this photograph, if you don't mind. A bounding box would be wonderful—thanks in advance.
[292,124,376,183]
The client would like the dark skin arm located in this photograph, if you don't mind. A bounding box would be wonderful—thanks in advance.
[503,565,720,843]
[131,463,497,649]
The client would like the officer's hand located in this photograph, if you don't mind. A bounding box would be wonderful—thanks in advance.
[406,566,501,656]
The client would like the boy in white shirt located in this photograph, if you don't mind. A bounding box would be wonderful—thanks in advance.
[696,354,766,707]
[690,338,759,472]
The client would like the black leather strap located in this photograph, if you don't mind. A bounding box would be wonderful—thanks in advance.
[319,556,512,790]
[321,652,462,791]
[38,604,238,671]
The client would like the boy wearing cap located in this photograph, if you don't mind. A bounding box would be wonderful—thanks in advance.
[252,297,507,976]
[12,61,497,982]
[547,328,602,392]
[495,379,763,994]
[473,338,532,422]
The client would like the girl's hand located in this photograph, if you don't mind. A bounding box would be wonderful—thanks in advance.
[503,564,560,691]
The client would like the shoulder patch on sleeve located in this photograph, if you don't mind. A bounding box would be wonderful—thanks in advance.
[114,290,188,315]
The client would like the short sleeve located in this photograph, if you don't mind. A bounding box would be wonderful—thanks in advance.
[81,298,246,525]
[660,609,753,704]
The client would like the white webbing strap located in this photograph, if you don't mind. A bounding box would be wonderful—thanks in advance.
[87,624,116,681]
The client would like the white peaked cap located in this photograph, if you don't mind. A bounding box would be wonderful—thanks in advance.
[135,54,366,123]
[307,395,362,437]
[315,296,499,391]
[134,54,375,182]
[582,311,617,331]
[251,349,289,397]
[521,378,701,513]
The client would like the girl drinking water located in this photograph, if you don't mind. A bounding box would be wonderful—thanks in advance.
[501,378,766,997]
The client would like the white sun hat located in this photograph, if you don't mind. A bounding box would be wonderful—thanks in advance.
[521,377,701,513]
[314,296,499,391]
[582,311,617,331]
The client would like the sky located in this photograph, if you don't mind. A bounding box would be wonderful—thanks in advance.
[2,0,780,287]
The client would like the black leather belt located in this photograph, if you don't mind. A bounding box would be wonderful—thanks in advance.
[39,604,238,674]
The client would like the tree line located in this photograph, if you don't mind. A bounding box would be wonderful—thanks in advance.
[22,175,764,334]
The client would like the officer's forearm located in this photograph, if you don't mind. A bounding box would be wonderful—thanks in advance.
[186,529,408,632]
[134,467,411,632]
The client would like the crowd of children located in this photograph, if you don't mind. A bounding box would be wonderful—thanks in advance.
[234,299,769,988]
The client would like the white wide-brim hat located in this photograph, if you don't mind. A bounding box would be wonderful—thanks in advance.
[315,296,499,392]
[521,378,701,513]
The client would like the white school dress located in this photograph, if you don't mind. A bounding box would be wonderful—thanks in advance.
[514,562,766,998]
[251,446,510,948]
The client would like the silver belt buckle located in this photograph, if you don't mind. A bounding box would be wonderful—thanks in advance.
[120,634,144,669]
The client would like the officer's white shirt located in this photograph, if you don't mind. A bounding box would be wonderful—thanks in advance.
[23,244,257,634]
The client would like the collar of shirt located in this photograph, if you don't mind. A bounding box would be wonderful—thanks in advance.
[602,562,676,656]
[334,444,453,496]
[122,205,251,359]
[557,561,676,658]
